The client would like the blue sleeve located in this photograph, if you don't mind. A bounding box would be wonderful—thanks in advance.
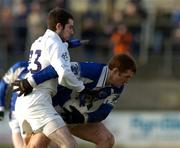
[0,79,8,107]
[87,104,113,122]
[32,65,58,85]
[12,61,28,72]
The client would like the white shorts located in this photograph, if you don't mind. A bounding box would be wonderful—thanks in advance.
[15,89,65,136]
[9,111,21,134]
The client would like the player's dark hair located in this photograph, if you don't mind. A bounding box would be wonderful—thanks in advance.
[108,53,136,73]
[47,7,73,31]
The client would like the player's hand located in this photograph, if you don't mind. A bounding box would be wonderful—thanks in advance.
[79,89,98,107]
[12,79,33,96]
[0,111,4,121]
[68,39,89,48]
[61,106,85,124]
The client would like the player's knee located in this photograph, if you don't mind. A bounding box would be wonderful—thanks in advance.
[28,142,48,148]
[27,137,49,148]
[66,140,77,148]
[105,133,115,147]
[97,132,115,147]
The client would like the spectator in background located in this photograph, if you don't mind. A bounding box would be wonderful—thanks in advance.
[105,10,124,36]
[27,1,46,48]
[13,0,28,56]
[0,7,14,52]
[110,23,133,55]
[99,10,124,59]
[81,15,98,60]
[0,7,14,70]
[124,0,147,56]
[128,0,147,19]
[171,6,180,55]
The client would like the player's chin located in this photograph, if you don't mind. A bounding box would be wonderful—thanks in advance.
[113,83,123,87]
[65,36,71,41]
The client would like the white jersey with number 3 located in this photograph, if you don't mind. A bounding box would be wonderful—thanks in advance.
[27,29,84,96]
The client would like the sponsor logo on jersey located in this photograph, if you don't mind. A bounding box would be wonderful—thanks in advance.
[61,52,69,61]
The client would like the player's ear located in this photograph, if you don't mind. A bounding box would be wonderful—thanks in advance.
[56,23,63,31]
[112,67,119,75]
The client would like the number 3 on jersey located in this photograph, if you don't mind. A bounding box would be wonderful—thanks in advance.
[29,50,42,73]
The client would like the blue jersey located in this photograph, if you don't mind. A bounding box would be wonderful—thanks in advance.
[32,62,124,122]
[0,61,28,112]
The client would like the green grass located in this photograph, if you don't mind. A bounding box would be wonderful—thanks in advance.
[0,145,13,148]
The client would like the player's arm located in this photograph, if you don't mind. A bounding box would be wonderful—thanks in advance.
[0,62,23,120]
[67,39,89,48]
[48,43,85,92]
[61,98,115,124]
[30,65,58,86]
[11,39,90,95]
[86,95,118,123]
[62,87,124,124]
[86,86,124,122]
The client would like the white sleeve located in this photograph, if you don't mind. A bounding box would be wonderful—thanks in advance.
[47,42,84,92]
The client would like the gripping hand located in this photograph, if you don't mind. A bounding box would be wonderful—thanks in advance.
[79,89,98,107]
[61,106,85,124]
[12,79,33,96]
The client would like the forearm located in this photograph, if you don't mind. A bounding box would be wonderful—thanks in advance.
[60,71,84,92]
[30,65,58,86]
[86,104,113,123]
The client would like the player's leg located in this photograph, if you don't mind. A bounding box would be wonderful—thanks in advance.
[49,141,59,148]
[16,91,77,148]
[45,120,77,148]
[23,133,59,148]
[25,133,50,148]
[11,133,23,148]
[68,122,115,148]
[21,119,77,148]
[9,111,23,148]
[25,126,76,148]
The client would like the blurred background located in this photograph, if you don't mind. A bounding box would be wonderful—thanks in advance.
[0,0,180,147]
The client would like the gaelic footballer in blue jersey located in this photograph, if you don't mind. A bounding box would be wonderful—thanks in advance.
[13,53,136,148]
[0,61,28,148]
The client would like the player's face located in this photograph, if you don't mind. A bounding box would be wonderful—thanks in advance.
[109,69,134,87]
[61,18,74,41]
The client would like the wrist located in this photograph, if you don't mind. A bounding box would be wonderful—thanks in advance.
[27,77,36,88]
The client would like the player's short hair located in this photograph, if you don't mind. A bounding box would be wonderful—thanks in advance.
[108,53,136,73]
[47,7,74,31]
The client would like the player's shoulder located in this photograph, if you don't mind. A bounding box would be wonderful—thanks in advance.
[45,30,63,46]
[80,62,106,73]
[79,62,106,70]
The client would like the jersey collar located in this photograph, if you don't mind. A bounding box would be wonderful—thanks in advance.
[45,29,68,47]
[96,66,108,88]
